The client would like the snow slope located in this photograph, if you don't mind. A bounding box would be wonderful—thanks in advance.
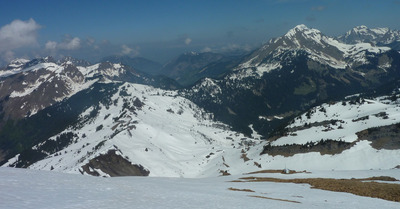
[273,96,400,146]
[1,167,399,209]
[4,82,400,176]
[4,82,260,177]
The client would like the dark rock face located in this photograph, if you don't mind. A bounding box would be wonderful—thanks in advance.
[261,139,353,157]
[260,122,400,157]
[356,123,400,150]
[81,150,150,177]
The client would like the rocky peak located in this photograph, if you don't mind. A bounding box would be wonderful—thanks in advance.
[6,58,30,69]
[58,56,91,67]
[285,24,317,36]
[339,25,400,45]
[282,24,325,47]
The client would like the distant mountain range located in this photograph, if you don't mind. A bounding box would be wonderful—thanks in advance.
[338,25,400,47]
[100,55,163,75]
[1,24,399,177]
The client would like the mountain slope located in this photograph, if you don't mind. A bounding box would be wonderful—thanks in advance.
[161,52,230,86]
[0,57,179,123]
[0,57,181,164]
[3,82,400,176]
[3,82,260,177]
[258,88,400,170]
[0,82,121,165]
[182,24,400,137]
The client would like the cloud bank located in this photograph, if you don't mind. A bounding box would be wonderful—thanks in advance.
[0,18,41,61]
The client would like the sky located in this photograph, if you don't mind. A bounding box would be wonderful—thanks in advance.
[0,0,399,65]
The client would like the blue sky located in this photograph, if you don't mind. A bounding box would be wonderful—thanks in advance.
[0,0,399,65]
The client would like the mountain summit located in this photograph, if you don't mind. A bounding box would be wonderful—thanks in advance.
[282,24,327,47]
[235,24,391,77]
[184,24,399,138]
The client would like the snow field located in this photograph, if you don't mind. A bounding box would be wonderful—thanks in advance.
[1,167,399,209]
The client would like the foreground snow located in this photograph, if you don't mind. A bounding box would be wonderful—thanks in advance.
[1,167,399,209]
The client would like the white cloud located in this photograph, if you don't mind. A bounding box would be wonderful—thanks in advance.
[201,47,212,52]
[219,43,252,53]
[0,18,41,62]
[121,44,133,55]
[45,41,57,50]
[59,37,81,50]
[45,37,81,51]
[184,38,192,45]
[121,44,140,56]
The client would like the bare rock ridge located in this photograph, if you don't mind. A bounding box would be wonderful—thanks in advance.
[81,150,150,177]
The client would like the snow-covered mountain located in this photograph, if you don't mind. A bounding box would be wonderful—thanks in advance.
[235,24,391,78]
[0,57,92,120]
[0,56,178,122]
[100,55,163,75]
[1,24,400,178]
[338,25,400,46]
[3,81,400,177]
[263,89,400,161]
[183,24,400,138]
[3,82,261,177]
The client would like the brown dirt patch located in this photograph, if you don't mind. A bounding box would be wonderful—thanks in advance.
[220,170,231,176]
[240,153,250,162]
[248,195,301,204]
[228,187,255,193]
[246,169,310,175]
[235,176,400,202]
